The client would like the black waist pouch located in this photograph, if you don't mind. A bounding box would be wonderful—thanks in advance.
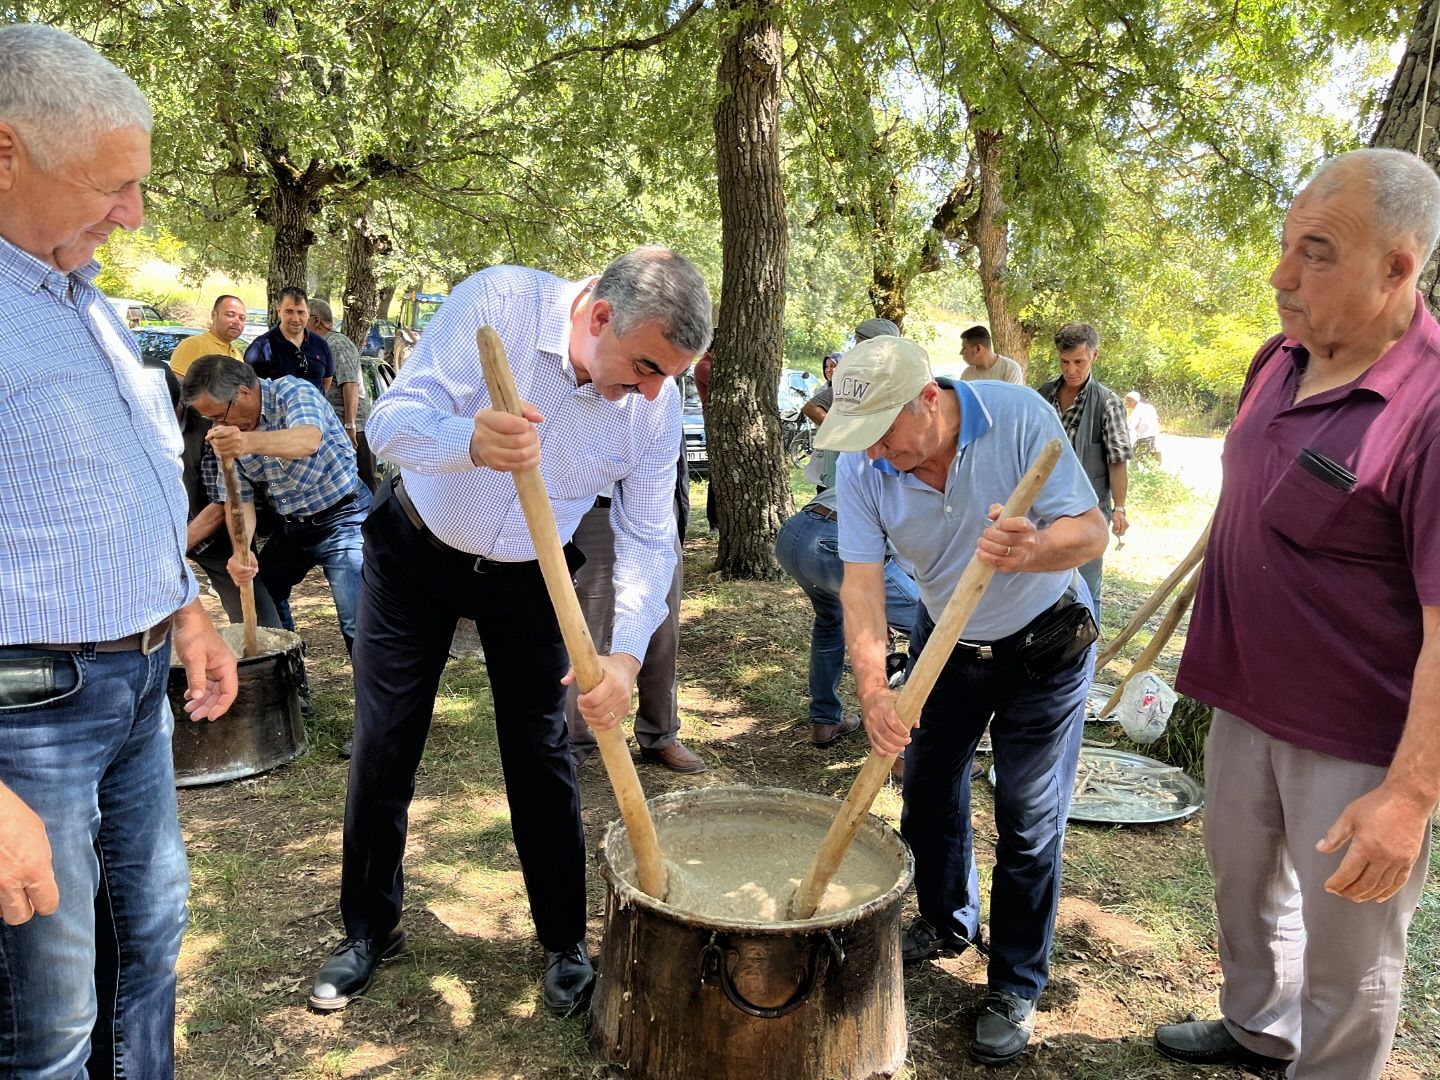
[1012,591,1098,680]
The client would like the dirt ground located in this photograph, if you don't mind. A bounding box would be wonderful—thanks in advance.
[172,481,1438,1079]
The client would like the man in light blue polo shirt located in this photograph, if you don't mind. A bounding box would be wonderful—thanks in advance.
[819,336,1106,1067]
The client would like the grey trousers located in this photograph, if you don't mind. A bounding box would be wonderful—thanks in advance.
[564,502,684,753]
[1205,708,1432,1080]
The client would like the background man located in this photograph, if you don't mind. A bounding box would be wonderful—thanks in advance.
[1155,148,1440,1080]
[959,324,1025,384]
[171,293,246,375]
[819,337,1104,1066]
[1124,390,1161,460]
[1036,322,1131,606]
[565,432,703,773]
[183,356,369,659]
[309,297,376,491]
[0,25,236,1078]
[311,247,711,1020]
[245,286,334,394]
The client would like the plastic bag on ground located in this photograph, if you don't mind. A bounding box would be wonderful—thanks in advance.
[1116,670,1176,745]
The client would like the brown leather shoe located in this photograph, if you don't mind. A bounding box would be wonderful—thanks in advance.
[812,712,862,747]
[640,740,707,774]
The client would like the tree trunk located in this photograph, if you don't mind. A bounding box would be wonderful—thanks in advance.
[868,176,909,330]
[342,202,388,346]
[377,283,397,321]
[262,179,316,317]
[710,0,790,579]
[963,126,1035,366]
[1371,0,1440,308]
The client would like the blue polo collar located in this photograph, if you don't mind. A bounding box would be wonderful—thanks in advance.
[869,376,992,476]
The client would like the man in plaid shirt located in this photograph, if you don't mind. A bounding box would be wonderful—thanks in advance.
[182,355,369,657]
[1036,322,1132,607]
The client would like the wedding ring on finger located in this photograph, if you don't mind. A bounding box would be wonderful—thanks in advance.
[1005,545,1012,557]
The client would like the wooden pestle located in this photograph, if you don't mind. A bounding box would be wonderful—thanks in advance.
[475,326,668,900]
[220,455,260,658]
[788,439,1064,920]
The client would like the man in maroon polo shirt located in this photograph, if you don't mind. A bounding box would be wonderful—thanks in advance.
[1154,148,1440,1079]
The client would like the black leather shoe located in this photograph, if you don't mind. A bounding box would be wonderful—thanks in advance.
[543,943,595,1016]
[970,990,1037,1065]
[902,916,983,965]
[1154,1018,1290,1071]
[309,928,405,1011]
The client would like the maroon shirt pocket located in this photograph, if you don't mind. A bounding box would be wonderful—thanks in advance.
[1260,457,1350,549]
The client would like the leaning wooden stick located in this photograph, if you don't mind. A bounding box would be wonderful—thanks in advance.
[1100,562,1202,717]
[1095,516,1210,670]
[220,456,259,658]
[475,326,668,900]
[788,438,1064,920]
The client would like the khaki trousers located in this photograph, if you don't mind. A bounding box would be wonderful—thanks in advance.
[1205,709,1432,1080]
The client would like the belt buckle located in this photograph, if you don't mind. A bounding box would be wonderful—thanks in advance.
[138,620,168,656]
[472,557,496,575]
[958,640,993,660]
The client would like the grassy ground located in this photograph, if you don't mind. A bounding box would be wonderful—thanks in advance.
[173,452,1438,1078]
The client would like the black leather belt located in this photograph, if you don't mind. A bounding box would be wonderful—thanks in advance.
[802,502,838,523]
[393,475,451,553]
[392,475,556,576]
[33,614,174,656]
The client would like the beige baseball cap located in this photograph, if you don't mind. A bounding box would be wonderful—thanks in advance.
[813,336,933,451]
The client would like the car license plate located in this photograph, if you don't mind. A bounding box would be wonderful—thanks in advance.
[686,449,705,462]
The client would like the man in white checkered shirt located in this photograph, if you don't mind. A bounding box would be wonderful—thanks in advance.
[0,25,237,1078]
[310,246,712,1018]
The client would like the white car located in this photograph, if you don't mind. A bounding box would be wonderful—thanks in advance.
[106,296,164,329]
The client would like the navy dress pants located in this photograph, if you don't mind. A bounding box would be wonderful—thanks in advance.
[901,603,1091,1001]
[339,495,586,950]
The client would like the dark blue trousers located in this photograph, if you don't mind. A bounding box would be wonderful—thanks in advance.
[900,602,1091,1000]
[339,495,586,950]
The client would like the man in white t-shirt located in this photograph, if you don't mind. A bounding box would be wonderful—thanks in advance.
[1124,390,1160,460]
[959,324,1024,384]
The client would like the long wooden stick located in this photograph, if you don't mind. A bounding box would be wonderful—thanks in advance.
[220,456,259,658]
[788,439,1064,920]
[476,327,667,900]
[1095,516,1210,670]
[1100,562,1202,717]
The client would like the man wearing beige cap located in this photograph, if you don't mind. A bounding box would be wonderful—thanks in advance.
[817,336,1106,1066]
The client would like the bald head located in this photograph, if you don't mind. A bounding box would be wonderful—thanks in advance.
[1304,149,1440,268]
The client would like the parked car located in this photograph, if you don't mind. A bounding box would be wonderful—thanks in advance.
[107,296,165,330]
[681,372,707,478]
[131,325,203,368]
[362,318,396,357]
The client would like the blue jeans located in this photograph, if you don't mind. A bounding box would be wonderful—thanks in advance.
[901,597,1092,1001]
[260,485,371,654]
[0,643,189,1079]
[775,508,920,725]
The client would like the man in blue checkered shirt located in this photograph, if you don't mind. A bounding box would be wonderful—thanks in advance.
[0,25,238,1079]
[182,355,370,658]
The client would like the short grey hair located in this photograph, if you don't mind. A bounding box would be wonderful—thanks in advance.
[1306,148,1440,264]
[1055,322,1099,353]
[594,246,713,355]
[182,355,258,406]
[308,298,335,325]
[0,24,152,172]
